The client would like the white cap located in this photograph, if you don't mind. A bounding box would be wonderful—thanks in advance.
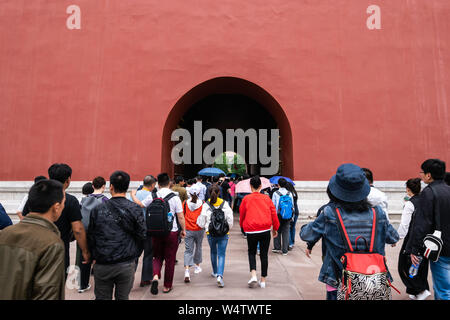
[188,184,201,196]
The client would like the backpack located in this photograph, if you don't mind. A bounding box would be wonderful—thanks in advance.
[276,191,294,220]
[207,200,229,237]
[146,190,177,237]
[80,195,104,230]
[335,207,400,300]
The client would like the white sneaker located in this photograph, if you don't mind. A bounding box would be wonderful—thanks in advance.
[415,290,431,300]
[78,284,91,293]
[211,272,217,278]
[184,270,190,283]
[259,281,266,289]
[217,276,224,288]
[248,277,258,288]
[194,266,202,274]
[409,294,417,300]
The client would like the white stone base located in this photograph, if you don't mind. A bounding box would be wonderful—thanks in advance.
[1,181,409,226]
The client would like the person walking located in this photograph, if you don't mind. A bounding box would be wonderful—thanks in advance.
[0,179,66,299]
[91,176,109,203]
[87,171,147,300]
[21,164,91,280]
[285,182,299,250]
[172,176,188,203]
[183,184,205,283]
[131,175,157,287]
[197,185,233,288]
[300,163,399,300]
[136,173,187,295]
[16,175,47,221]
[406,159,450,300]
[271,178,295,255]
[239,176,279,288]
[362,168,390,221]
[397,178,430,300]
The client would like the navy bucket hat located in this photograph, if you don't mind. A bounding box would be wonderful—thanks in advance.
[328,163,371,202]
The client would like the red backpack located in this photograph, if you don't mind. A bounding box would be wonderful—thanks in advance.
[335,207,400,300]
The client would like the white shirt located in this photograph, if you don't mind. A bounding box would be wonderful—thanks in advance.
[195,182,207,201]
[141,187,183,232]
[196,199,234,231]
[397,200,415,239]
[367,186,389,221]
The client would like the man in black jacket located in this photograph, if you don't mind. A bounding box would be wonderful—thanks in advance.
[406,159,450,300]
[88,170,146,300]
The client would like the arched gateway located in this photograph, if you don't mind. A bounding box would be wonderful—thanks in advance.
[161,77,293,179]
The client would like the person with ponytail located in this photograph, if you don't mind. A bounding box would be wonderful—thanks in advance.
[183,184,205,283]
[196,185,233,288]
[398,178,431,300]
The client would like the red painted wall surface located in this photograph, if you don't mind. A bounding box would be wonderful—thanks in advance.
[0,0,449,181]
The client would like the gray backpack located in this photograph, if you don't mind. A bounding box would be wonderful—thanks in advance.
[80,195,105,230]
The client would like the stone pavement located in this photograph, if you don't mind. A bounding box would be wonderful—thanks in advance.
[65,212,434,300]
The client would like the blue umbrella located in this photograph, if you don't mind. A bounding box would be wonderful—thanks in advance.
[269,176,295,186]
[198,167,225,177]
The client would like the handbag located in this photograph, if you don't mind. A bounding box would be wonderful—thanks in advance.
[423,186,444,262]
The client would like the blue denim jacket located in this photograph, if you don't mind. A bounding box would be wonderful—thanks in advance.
[300,202,399,288]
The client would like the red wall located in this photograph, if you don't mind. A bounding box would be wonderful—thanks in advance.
[0,0,449,181]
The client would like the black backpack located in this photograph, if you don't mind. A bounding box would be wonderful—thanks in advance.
[207,201,229,237]
[146,190,176,237]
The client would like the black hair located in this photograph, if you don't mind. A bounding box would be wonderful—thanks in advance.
[212,176,219,183]
[92,176,106,189]
[110,170,130,193]
[209,185,221,205]
[250,176,261,190]
[196,176,203,181]
[327,186,371,212]
[187,178,196,186]
[143,175,157,187]
[28,179,64,213]
[157,173,171,187]
[82,182,94,195]
[361,168,373,184]
[445,172,450,186]
[48,163,72,184]
[175,176,184,184]
[285,181,298,200]
[278,178,288,188]
[406,178,421,195]
[421,159,446,180]
[34,175,47,183]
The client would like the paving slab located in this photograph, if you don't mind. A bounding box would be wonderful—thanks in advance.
[65,212,434,300]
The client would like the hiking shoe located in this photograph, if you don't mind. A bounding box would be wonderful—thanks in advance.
[272,249,281,254]
[259,281,266,289]
[217,276,224,288]
[416,290,431,300]
[78,284,91,293]
[194,266,202,274]
[150,280,159,295]
[184,270,190,283]
[248,277,258,288]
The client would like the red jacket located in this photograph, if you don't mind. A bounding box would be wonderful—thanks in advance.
[239,192,280,233]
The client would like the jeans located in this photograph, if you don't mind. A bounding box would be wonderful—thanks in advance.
[207,234,229,277]
[289,214,299,246]
[430,255,450,300]
[93,260,136,300]
[247,231,271,277]
[184,230,205,267]
[326,290,337,300]
[273,218,290,253]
